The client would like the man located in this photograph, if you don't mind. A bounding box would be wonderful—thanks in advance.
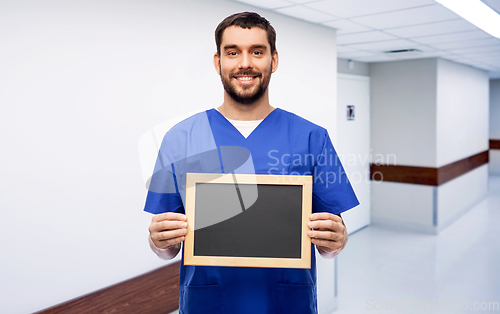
[145,12,359,314]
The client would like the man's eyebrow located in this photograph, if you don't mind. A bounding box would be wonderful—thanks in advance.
[222,44,268,51]
[223,44,238,50]
[250,45,268,50]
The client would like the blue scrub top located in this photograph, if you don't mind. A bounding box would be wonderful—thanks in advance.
[144,108,359,314]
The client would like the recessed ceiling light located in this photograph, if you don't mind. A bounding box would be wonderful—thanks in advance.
[435,0,500,38]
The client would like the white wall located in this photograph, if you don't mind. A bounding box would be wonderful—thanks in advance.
[437,165,488,230]
[369,58,489,233]
[370,59,438,167]
[337,58,369,76]
[371,164,489,234]
[435,60,489,227]
[490,79,500,139]
[371,182,435,231]
[490,151,500,174]
[490,79,500,174]
[0,1,338,313]
[436,59,489,167]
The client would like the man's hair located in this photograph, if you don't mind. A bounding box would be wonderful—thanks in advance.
[215,12,276,56]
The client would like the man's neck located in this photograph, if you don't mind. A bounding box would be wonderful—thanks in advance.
[218,92,274,121]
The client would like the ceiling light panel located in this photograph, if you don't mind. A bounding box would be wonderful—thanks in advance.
[337,31,398,45]
[322,19,373,34]
[383,19,479,37]
[435,0,500,38]
[234,0,292,9]
[482,0,500,14]
[275,5,337,23]
[305,0,435,18]
[350,4,459,29]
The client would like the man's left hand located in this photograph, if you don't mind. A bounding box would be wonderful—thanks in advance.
[307,213,348,259]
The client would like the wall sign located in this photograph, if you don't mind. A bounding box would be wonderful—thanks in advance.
[347,105,355,121]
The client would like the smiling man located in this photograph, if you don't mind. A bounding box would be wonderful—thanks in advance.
[145,12,359,314]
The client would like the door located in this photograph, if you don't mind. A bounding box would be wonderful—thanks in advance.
[337,73,371,233]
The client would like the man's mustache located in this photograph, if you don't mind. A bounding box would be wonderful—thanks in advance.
[230,71,262,78]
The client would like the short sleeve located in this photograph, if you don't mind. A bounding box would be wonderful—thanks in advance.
[144,163,185,215]
[144,190,184,214]
[312,133,359,215]
[142,111,222,215]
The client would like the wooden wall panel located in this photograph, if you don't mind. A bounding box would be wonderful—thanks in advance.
[35,261,180,314]
[437,151,488,185]
[371,150,489,186]
[370,164,438,186]
[490,140,500,150]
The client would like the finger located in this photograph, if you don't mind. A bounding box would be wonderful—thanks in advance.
[309,213,341,223]
[152,212,187,223]
[307,230,343,242]
[149,220,188,233]
[311,238,342,251]
[158,220,188,231]
[308,220,343,232]
[154,236,186,249]
[152,228,188,242]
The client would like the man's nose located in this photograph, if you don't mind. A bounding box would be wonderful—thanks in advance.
[238,52,253,69]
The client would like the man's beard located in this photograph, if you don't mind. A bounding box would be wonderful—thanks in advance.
[220,65,272,105]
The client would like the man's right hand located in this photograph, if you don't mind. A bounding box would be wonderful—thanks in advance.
[148,213,188,250]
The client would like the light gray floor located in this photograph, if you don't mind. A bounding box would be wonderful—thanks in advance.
[335,175,500,313]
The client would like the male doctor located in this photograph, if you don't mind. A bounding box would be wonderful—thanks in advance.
[145,12,359,314]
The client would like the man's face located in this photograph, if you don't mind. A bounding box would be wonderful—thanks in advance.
[214,26,278,105]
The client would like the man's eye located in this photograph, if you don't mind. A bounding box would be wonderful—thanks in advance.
[228,52,237,56]
[253,51,262,55]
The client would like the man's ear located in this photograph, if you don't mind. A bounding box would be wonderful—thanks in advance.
[213,52,221,75]
[271,50,279,73]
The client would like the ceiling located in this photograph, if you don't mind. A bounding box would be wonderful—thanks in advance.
[233,0,500,78]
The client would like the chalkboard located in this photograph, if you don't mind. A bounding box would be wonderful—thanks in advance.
[184,173,312,268]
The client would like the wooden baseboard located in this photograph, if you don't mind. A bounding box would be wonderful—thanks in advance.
[35,261,180,314]
[371,150,489,186]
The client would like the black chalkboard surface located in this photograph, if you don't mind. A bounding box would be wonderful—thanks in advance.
[184,173,312,268]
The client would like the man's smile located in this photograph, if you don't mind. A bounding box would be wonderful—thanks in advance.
[234,76,257,84]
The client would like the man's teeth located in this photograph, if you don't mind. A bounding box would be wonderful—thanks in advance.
[237,77,254,81]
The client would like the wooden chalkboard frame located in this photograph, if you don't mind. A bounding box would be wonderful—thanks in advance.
[184,173,312,269]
